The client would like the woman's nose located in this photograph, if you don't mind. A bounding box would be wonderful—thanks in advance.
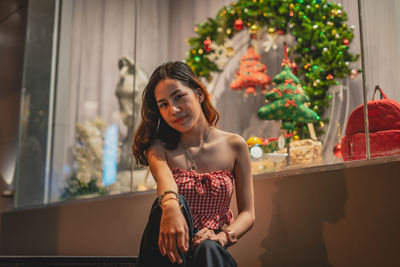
[171,105,181,113]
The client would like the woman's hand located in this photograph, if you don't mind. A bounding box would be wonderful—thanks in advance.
[209,232,229,247]
[158,200,189,264]
[192,228,228,248]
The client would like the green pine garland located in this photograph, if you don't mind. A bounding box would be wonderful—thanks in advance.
[186,0,358,137]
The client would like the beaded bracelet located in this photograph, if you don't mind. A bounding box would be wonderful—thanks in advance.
[158,190,179,206]
[161,196,179,206]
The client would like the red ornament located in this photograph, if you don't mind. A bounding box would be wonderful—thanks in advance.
[203,38,212,52]
[327,74,334,80]
[350,69,359,79]
[342,38,350,47]
[333,143,342,158]
[291,61,298,75]
[278,30,284,35]
[234,19,244,31]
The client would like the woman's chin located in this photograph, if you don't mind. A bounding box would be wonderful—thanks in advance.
[173,122,193,133]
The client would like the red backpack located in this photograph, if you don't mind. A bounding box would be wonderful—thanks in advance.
[341,86,400,161]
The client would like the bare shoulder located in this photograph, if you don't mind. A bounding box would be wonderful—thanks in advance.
[213,128,247,152]
[147,139,167,159]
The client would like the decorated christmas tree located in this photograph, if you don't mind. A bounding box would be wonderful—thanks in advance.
[258,44,320,131]
[230,45,272,96]
[186,0,359,137]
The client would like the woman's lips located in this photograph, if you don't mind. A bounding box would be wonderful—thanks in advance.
[174,116,186,124]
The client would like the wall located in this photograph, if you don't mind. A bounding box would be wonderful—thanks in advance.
[2,157,400,267]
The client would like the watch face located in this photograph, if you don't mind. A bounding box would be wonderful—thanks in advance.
[224,230,237,244]
[229,232,237,243]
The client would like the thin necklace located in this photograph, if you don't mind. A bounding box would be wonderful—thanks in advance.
[180,126,211,172]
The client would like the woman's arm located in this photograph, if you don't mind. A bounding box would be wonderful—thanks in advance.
[147,143,189,264]
[210,134,255,247]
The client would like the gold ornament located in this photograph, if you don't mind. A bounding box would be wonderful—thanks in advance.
[250,24,258,34]
[247,137,262,146]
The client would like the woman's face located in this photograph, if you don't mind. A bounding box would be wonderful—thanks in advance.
[154,78,204,133]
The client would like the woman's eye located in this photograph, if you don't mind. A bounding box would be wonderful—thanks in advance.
[159,103,168,108]
[176,94,185,100]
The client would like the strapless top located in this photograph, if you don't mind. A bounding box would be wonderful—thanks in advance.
[172,167,234,229]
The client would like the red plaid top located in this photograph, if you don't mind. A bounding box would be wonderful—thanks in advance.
[172,168,234,229]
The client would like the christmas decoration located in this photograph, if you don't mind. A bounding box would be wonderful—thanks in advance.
[230,45,272,96]
[247,133,295,154]
[350,68,362,79]
[186,0,359,138]
[333,143,342,158]
[262,29,278,52]
[206,38,234,69]
[247,136,263,146]
[249,145,263,159]
[333,121,343,158]
[234,19,244,31]
[203,38,212,52]
[291,61,298,75]
[250,24,258,35]
[250,139,323,174]
[258,44,320,131]
[273,139,323,169]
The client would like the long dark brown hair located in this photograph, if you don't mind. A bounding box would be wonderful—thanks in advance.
[133,61,219,166]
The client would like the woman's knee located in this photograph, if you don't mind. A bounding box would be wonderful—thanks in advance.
[191,240,237,267]
[194,239,221,254]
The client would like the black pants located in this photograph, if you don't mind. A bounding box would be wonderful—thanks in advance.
[137,195,237,267]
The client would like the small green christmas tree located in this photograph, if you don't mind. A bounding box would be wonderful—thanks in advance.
[258,44,320,131]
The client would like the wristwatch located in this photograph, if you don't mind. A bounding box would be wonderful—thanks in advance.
[221,229,237,246]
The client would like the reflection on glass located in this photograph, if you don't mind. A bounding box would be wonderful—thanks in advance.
[130,0,364,177]
[356,0,400,160]
[15,0,400,208]
[15,0,57,208]
[53,0,141,200]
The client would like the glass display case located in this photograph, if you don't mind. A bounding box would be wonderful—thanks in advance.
[13,0,400,208]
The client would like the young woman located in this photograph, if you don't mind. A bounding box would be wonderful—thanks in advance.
[133,61,255,266]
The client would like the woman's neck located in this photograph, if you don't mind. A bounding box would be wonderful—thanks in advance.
[180,117,211,148]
